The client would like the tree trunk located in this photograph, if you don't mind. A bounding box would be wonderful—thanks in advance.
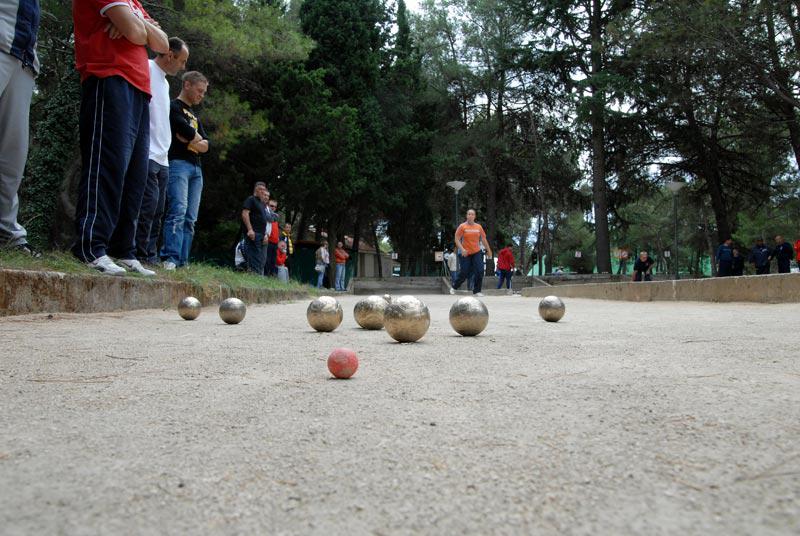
[590,0,612,273]
[351,211,362,278]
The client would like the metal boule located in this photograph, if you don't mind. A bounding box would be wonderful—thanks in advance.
[538,295,565,322]
[384,295,430,343]
[178,296,201,320]
[449,296,489,336]
[219,297,246,324]
[307,296,343,332]
[354,295,387,330]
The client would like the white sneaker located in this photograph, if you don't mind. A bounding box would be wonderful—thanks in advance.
[475,292,484,297]
[163,261,177,271]
[117,258,156,276]
[88,255,126,276]
[449,287,455,295]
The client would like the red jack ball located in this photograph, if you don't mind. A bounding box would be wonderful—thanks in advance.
[327,348,358,379]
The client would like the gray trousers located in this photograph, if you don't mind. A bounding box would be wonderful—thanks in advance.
[0,52,35,247]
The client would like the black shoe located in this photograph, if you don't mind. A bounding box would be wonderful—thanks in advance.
[14,243,42,258]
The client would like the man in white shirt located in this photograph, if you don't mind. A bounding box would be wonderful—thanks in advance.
[135,37,189,267]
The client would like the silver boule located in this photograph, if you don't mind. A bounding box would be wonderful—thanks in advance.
[307,296,343,332]
[538,295,565,322]
[178,296,201,320]
[354,295,387,330]
[219,297,246,324]
[449,296,489,336]
[384,295,430,343]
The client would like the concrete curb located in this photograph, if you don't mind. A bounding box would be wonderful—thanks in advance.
[0,268,310,316]
[520,273,800,303]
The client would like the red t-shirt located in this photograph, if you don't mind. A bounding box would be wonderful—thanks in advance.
[268,222,279,244]
[73,0,151,96]
[334,248,349,265]
[497,247,515,271]
[795,240,800,261]
[276,249,287,267]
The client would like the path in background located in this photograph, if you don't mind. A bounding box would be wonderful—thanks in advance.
[1,296,798,534]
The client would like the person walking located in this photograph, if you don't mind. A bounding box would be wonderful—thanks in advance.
[716,238,733,277]
[772,235,794,274]
[731,248,744,276]
[617,248,630,275]
[496,242,515,292]
[315,241,329,288]
[631,251,654,282]
[795,235,800,268]
[134,37,188,266]
[71,0,168,275]
[281,222,293,275]
[334,241,349,291]
[0,0,40,257]
[748,238,772,275]
[263,198,280,276]
[160,70,209,270]
[450,209,493,297]
[240,182,268,274]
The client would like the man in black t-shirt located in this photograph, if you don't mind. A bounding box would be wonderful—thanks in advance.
[632,251,654,282]
[241,182,269,274]
[160,71,209,270]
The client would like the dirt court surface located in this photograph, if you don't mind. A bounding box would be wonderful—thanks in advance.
[1,295,799,535]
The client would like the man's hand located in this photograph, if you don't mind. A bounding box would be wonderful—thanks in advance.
[262,236,269,245]
[189,139,209,154]
[104,22,123,39]
[247,229,255,241]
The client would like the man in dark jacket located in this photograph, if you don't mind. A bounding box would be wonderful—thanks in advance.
[772,235,794,274]
[0,1,40,256]
[748,239,771,275]
[716,238,733,277]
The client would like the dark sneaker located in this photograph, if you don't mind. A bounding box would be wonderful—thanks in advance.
[14,244,42,258]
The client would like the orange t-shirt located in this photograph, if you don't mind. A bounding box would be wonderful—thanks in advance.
[456,222,486,256]
[335,248,349,264]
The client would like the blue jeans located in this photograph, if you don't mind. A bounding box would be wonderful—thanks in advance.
[316,265,327,288]
[335,263,346,290]
[244,234,264,274]
[453,252,483,294]
[497,269,512,289]
[161,159,203,266]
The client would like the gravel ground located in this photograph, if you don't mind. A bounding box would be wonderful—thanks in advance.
[1,295,799,535]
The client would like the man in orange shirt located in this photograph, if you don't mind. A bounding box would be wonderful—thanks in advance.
[450,209,493,297]
[334,240,349,291]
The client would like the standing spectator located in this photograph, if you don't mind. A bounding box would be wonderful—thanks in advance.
[795,236,800,268]
[1,0,40,257]
[444,245,459,286]
[71,1,168,275]
[334,240,349,291]
[240,182,268,274]
[617,248,630,275]
[263,199,279,276]
[772,235,794,274]
[731,248,745,276]
[134,37,188,266]
[276,240,289,282]
[716,238,733,277]
[450,209,493,297]
[160,70,209,270]
[281,222,294,275]
[631,251,654,282]
[315,241,329,288]
[748,238,772,275]
[496,242,515,292]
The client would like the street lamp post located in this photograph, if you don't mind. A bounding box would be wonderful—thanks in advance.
[446,181,466,228]
[666,180,686,279]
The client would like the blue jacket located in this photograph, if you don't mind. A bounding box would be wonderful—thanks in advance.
[0,0,40,74]
[748,244,771,267]
[716,243,733,263]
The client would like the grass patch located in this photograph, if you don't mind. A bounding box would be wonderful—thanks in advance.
[0,250,311,292]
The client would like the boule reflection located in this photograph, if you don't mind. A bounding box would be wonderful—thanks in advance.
[354,295,387,330]
[449,296,489,336]
[178,296,201,320]
[538,295,565,322]
[219,297,246,324]
[307,296,343,332]
[384,295,430,343]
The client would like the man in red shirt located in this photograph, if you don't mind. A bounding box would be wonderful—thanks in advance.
[496,242,516,292]
[450,208,493,297]
[263,198,280,276]
[71,1,168,275]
